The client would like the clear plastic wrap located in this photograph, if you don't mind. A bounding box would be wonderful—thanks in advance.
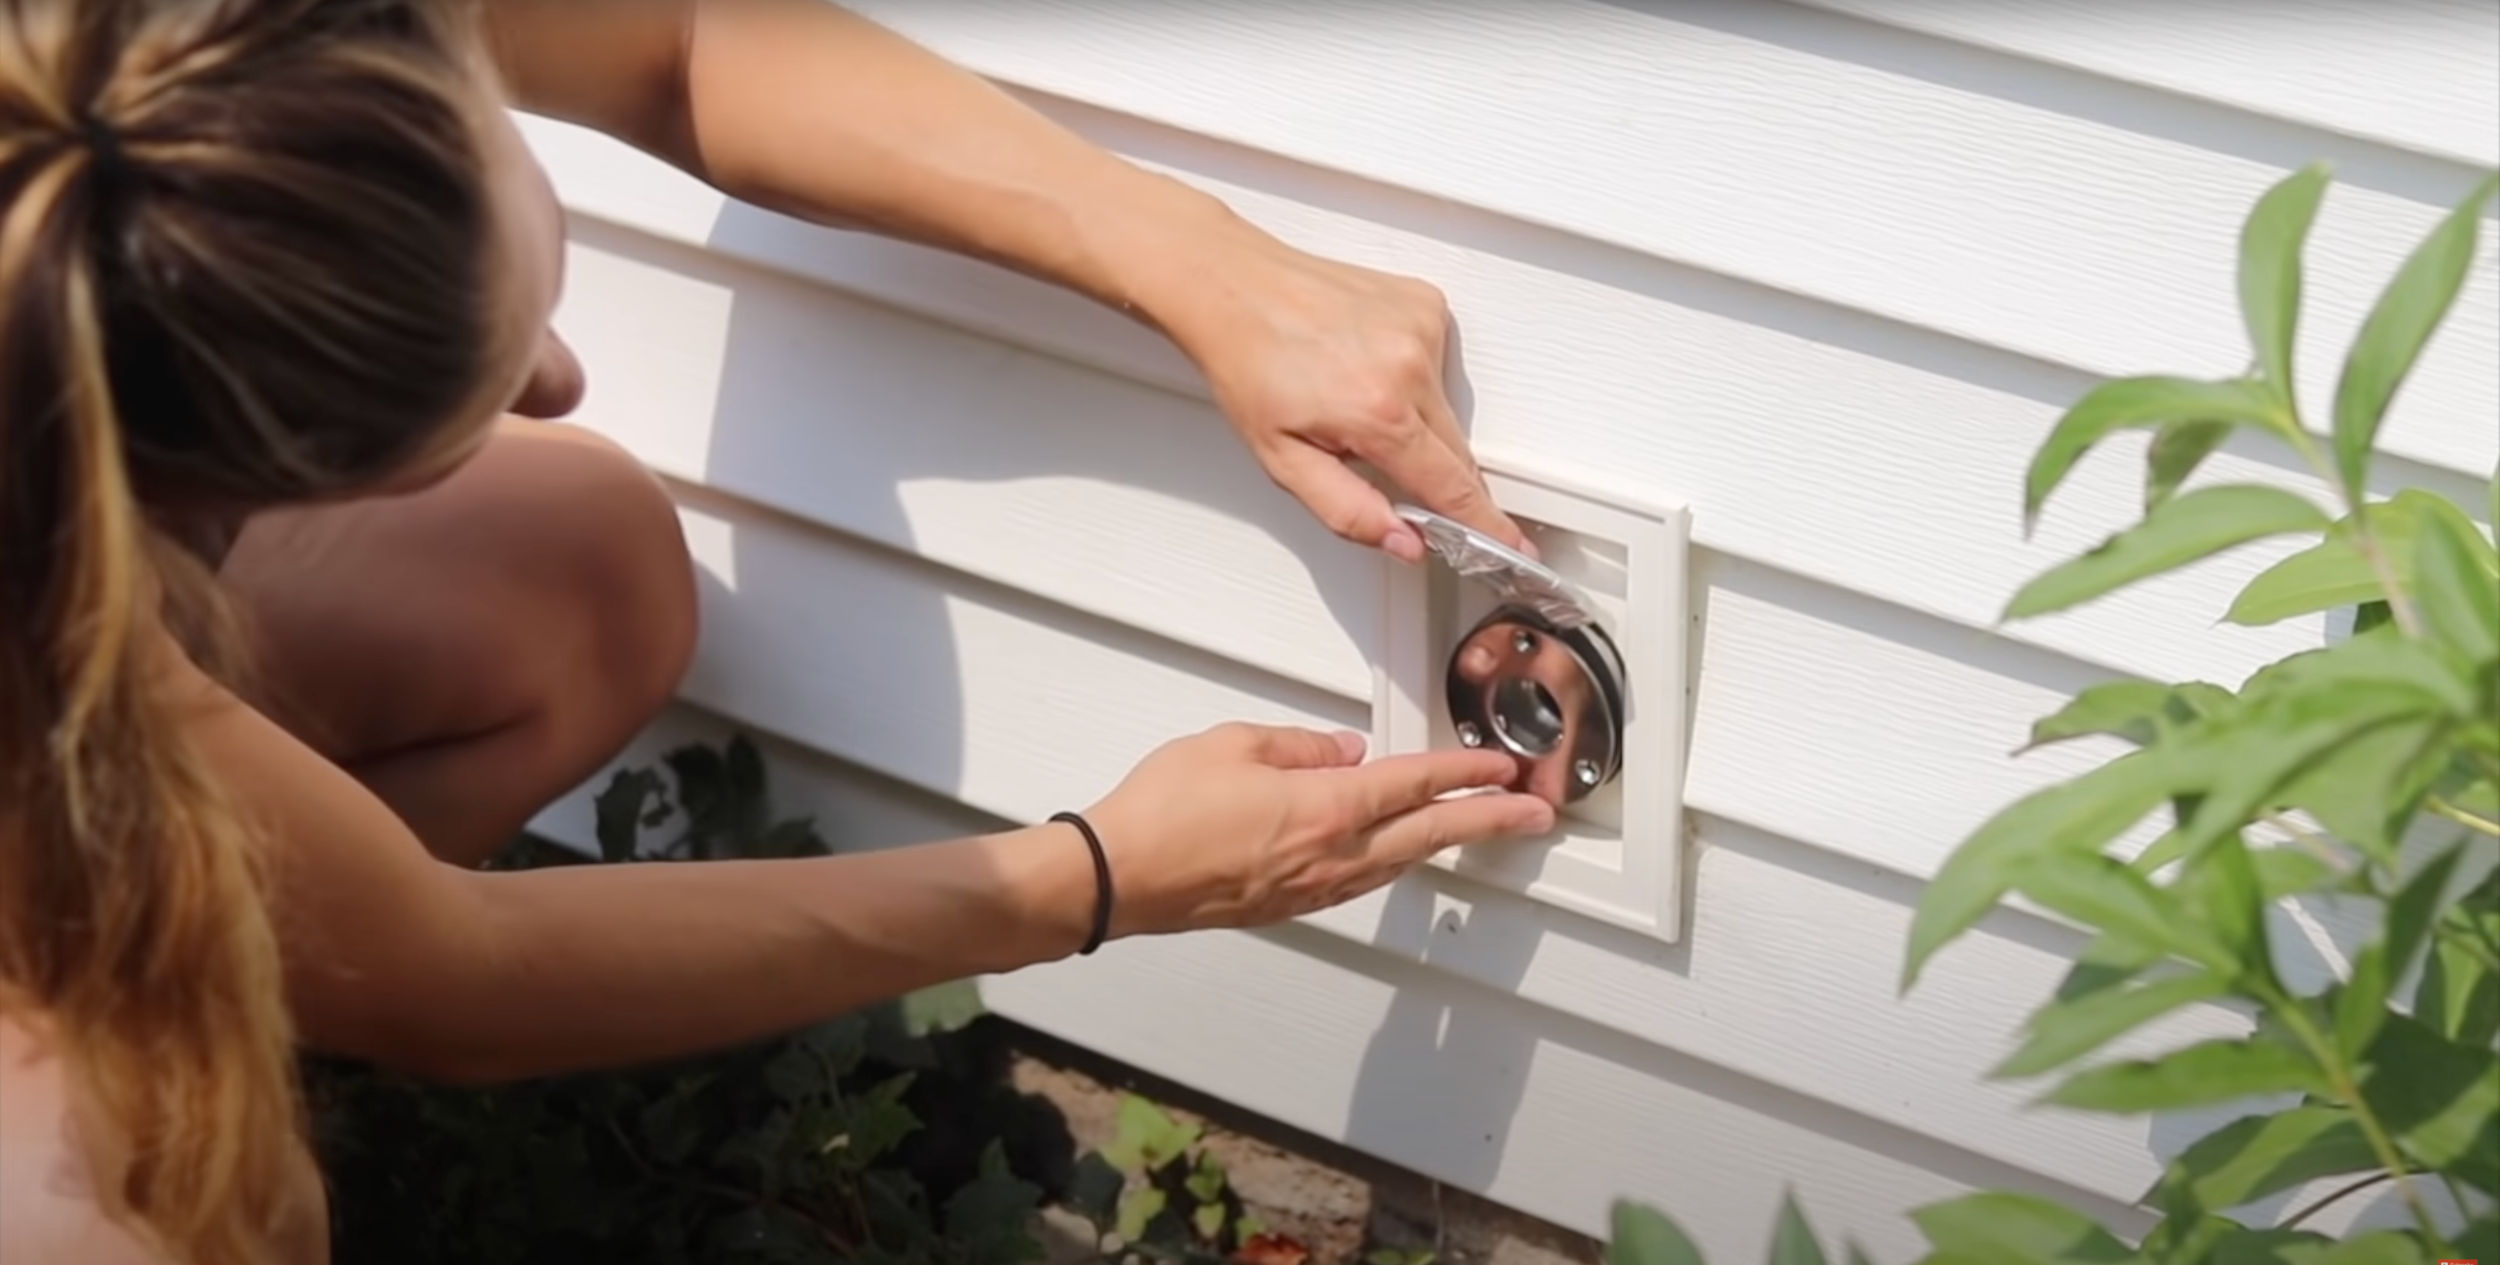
[1394,504,1597,631]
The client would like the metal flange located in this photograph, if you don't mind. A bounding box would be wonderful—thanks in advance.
[1395,505,1629,805]
[1444,604,1626,804]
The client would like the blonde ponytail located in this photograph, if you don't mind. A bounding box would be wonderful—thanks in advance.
[2,1,498,1258]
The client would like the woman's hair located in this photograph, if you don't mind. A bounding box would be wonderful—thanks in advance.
[0,1,496,1259]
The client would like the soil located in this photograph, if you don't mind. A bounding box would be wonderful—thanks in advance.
[999,1024,1604,1265]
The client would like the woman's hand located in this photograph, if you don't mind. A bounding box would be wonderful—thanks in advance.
[1158,229,1536,565]
[1077,723,1556,937]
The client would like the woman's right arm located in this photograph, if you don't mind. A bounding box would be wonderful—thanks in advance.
[182,661,1551,1084]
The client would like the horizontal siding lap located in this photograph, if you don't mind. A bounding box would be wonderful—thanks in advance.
[554,217,1380,701]
[1791,0,2500,167]
[669,490,1364,810]
[838,0,2498,479]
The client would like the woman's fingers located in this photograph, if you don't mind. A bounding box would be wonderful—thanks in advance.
[1218,721,1368,770]
[1264,443,1427,563]
[1366,790,1556,870]
[1329,747,1529,828]
[1356,416,1524,556]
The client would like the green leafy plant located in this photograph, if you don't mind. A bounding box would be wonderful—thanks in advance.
[1054,1093,1292,1264]
[1599,163,2500,1264]
[307,737,1066,1265]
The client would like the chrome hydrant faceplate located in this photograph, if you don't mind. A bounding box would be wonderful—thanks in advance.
[1395,505,1629,806]
[1444,605,1626,804]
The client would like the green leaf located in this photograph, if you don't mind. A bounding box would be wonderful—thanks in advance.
[749,817,827,860]
[594,768,665,863]
[2147,419,2239,513]
[2333,170,2500,497]
[2172,673,2454,867]
[2231,488,2493,628]
[2457,1214,2499,1263]
[2023,680,2235,752]
[2007,485,2330,620]
[2416,503,2500,662]
[2053,930,2170,1004]
[2227,495,2428,625]
[2142,1216,2251,1265]
[707,1205,828,1264]
[636,1089,707,1166]
[1192,1201,1227,1242]
[2151,1105,2376,1216]
[1102,1095,1202,1175]
[2242,621,2482,716]
[2173,835,2273,984]
[1909,1192,2134,1263]
[2198,1226,2339,1265]
[763,1040,833,1103]
[2025,376,2287,531]
[839,1072,922,1168]
[2229,541,2381,626]
[899,979,986,1037]
[2251,846,2340,900]
[2435,751,2500,819]
[2313,1231,2434,1265]
[1995,970,2229,1080]
[1184,1150,1228,1205]
[2338,845,2466,1059]
[2418,936,2500,1046]
[2045,1038,2328,1113]
[2358,1012,2500,1193]
[1771,1194,1829,1265]
[2023,681,2175,750]
[2274,717,2449,863]
[1066,1153,1126,1224]
[1117,1188,1171,1245]
[2129,825,2194,879]
[943,1140,1043,1263]
[725,735,769,833]
[2240,163,2332,404]
[1905,751,2183,990]
[2009,850,2234,975]
[1608,1201,1705,1265]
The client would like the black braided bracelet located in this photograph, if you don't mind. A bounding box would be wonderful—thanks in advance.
[1048,811,1115,956]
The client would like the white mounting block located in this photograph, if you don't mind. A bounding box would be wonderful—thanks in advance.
[1377,454,1692,942]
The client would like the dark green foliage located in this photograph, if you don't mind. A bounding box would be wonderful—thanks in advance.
[1052,1093,1278,1265]
[307,736,1064,1265]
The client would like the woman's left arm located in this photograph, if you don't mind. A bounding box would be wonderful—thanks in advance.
[484,0,1529,563]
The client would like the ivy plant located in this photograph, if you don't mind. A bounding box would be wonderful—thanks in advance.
[306,737,1060,1265]
[1055,1094,1280,1263]
[1600,162,2500,1264]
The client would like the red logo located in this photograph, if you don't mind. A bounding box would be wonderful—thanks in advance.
[2437,1258,2477,1264]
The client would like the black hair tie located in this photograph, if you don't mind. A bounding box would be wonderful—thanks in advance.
[1048,811,1116,956]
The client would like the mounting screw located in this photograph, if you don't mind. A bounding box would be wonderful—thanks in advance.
[1573,758,1602,787]
[1512,628,1538,655]
[1456,721,1483,747]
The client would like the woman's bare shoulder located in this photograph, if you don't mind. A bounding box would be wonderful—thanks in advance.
[0,1013,172,1265]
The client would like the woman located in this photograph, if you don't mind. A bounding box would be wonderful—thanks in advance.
[0,1,1558,1261]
